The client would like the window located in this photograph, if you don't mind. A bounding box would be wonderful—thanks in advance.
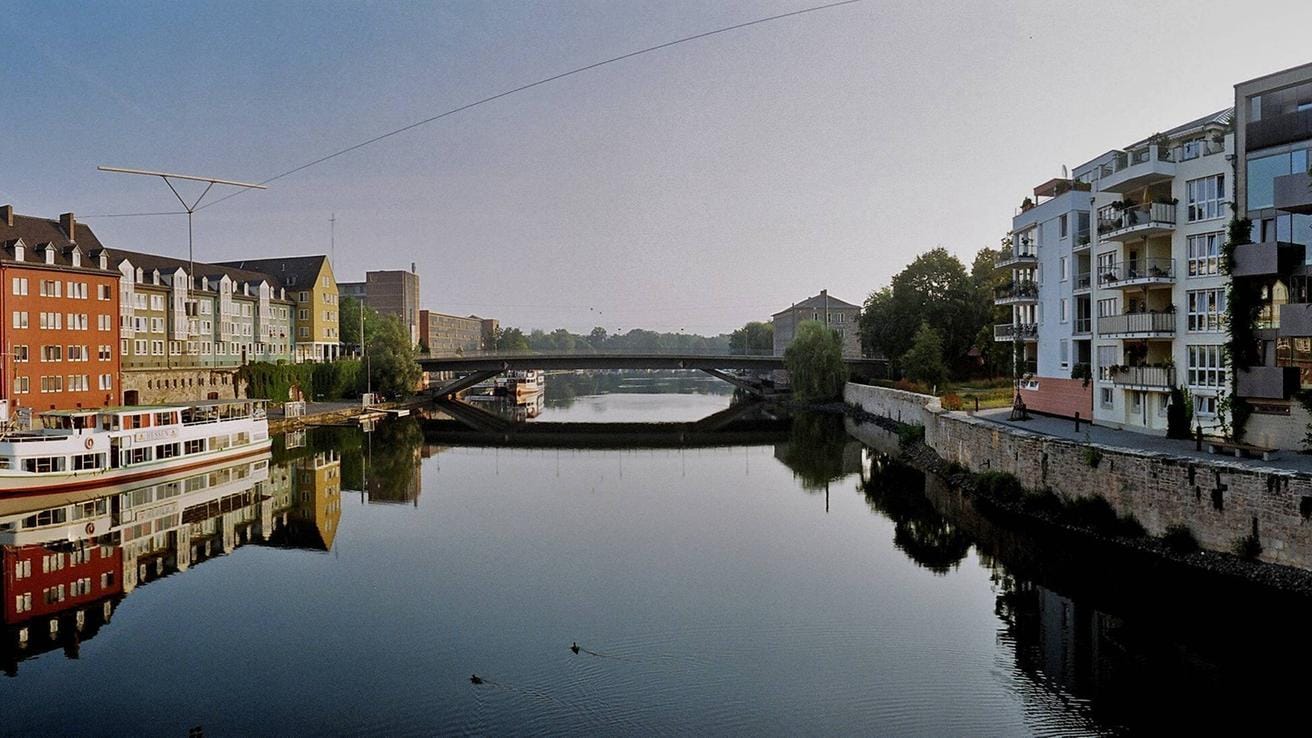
[1100,387,1114,408]
[1187,345,1227,388]
[1096,344,1118,381]
[98,314,112,331]
[12,311,27,329]
[98,284,112,300]
[134,339,147,355]
[1194,394,1218,418]
[11,277,27,295]
[1186,174,1225,222]
[1060,256,1069,281]
[1187,289,1226,332]
[1059,214,1068,238]
[99,373,113,390]
[13,345,28,363]
[39,312,61,330]
[14,376,29,394]
[72,453,100,471]
[185,439,206,455]
[41,345,62,362]
[67,374,89,391]
[1187,232,1223,277]
[1097,298,1119,317]
[149,294,164,311]
[99,344,112,360]
[39,280,61,297]
[67,345,88,362]
[151,340,164,356]
[67,282,88,299]
[1059,298,1069,322]
[1059,339,1069,369]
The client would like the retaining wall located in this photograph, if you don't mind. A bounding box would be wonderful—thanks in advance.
[845,382,1312,569]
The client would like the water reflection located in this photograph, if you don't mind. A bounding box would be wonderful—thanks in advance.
[0,421,442,676]
[544,370,732,409]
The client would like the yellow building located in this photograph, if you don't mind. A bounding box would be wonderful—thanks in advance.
[218,255,339,361]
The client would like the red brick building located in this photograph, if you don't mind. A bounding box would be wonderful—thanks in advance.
[0,206,122,413]
[2,542,123,625]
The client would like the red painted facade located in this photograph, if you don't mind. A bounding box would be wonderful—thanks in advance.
[2,544,123,624]
[1020,376,1093,419]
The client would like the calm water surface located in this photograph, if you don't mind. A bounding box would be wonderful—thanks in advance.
[2,380,1298,734]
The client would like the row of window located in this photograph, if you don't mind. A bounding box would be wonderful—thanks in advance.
[12,345,114,363]
[10,374,113,394]
[122,339,289,358]
[11,278,112,300]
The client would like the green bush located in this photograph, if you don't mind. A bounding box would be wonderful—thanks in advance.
[1167,386,1190,439]
[1082,446,1103,468]
[974,471,1024,504]
[1162,524,1199,554]
[1020,488,1064,518]
[1232,533,1263,560]
[896,424,925,447]
[241,359,364,403]
[1059,495,1145,538]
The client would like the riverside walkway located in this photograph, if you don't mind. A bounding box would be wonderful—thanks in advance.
[972,407,1312,475]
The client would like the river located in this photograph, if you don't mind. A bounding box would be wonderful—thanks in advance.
[1,375,1304,734]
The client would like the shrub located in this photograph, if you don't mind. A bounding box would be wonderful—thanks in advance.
[894,378,927,394]
[1062,495,1119,533]
[1166,386,1190,439]
[896,424,925,447]
[940,393,963,411]
[1082,446,1103,468]
[1020,488,1064,518]
[1232,533,1263,560]
[975,471,1024,504]
[1162,524,1200,554]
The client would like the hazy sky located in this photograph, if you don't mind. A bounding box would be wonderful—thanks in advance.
[3,1,1310,334]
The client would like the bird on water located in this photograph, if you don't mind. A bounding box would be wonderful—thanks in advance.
[470,674,484,685]
[571,642,580,654]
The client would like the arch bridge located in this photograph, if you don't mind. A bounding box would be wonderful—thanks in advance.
[418,352,885,398]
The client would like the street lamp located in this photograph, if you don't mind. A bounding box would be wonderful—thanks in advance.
[96,166,267,286]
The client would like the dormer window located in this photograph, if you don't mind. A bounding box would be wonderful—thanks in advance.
[44,248,55,265]
[98,253,108,270]
[152,269,161,285]
[136,268,144,282]
[13,244,23,261]
[70,249,82,268]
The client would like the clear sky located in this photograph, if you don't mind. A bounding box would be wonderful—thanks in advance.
[2,0,1310,335]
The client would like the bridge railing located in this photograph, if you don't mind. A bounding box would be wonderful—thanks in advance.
[418,348,785,359]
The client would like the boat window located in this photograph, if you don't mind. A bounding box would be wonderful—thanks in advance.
[156,443,180,459]
[185,439,206,455]
[71,453,102,471]
[21,508,68,528]
[23,457,65,473]
[153,411,176,426]
[0,457,9,470]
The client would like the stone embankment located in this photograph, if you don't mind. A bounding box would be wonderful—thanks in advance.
[844,382,1312,573]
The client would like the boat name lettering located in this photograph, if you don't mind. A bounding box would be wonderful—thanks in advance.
[132,428,179,443]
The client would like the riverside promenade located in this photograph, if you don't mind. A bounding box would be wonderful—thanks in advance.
[972,407,1312,475]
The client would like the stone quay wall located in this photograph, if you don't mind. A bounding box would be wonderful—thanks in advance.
[121,368,246,406]
[844,382,1312,569]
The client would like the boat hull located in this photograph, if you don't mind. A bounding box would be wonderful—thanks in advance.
[0,440,272,498]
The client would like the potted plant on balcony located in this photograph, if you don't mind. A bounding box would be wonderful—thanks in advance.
[1020,196,1035,211]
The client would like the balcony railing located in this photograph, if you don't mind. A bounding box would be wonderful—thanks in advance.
[1098,257,1175,287]
[1073,317,1091,334]
[1097,312,1176,336]
[994,322,1038,341]
[1110,365,1175,389]
[1096,202,1177,240]
[995,281,1039,303]
[994,248,1038,269]
[1074,272,1091,290]
[1095,144,1177,193]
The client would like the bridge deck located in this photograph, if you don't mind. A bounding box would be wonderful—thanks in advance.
[419,352,884,372]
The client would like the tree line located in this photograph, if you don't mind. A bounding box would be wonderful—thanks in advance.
[858,246,1011,385]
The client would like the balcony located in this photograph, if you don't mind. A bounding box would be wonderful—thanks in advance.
[994,281,1039,305]
[1097,257,1175,289]
[1073,233,1092,252]
[1247,108,1312,151]
[1230,241,1305,278]
[1097,312,1175,338]
[1235,366,1300,400]
[1278,303,1312,336]
[994,247,1038,270]
[1096,202,1176,241]
[1110,365,1175,391]
[1072,317,1092,336]
[994,322,1038,342]
[1096,144,1176,193]
[1273,171,1312,214]
[1073,272,1091,291]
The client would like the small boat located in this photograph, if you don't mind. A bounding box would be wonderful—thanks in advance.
[0,399,270,496]
[504,370,544,400]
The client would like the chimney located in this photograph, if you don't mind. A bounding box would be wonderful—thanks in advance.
[59,212,77,241]
[411,262,416,274]
[820,289,827,296]
[0,204,12,227]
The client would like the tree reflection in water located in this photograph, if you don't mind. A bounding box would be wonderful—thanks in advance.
[773,413,859,492]
[859,452,972,574]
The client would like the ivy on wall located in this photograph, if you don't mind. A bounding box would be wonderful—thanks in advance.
[1221,212,1256,441]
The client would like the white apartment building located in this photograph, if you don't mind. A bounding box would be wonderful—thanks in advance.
[1001,110,1234,435]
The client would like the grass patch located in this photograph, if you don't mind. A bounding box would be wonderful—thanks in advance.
[896,424,925,447]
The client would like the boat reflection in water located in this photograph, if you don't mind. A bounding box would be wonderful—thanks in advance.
[0,445,342,676]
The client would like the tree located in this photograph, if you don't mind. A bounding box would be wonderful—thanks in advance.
[588,326,609,349]
[365,313,421,398]
[784,320,846,402]
[500,327,530,352]
[861,249,976,375]
[339,296,365,350]
[729,321,774,355]
[903,322,946,388]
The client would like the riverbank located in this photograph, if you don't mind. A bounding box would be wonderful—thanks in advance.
[267,396,430,434]
[843,381,1312,594]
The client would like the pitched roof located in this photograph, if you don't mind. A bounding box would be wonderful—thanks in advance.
[217,255,328,290]
[772,291,860,316]
[0,212,115,273]
[1124,108,1234,149]
[110,248,288,298]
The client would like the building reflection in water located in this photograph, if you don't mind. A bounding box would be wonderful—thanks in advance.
[0,442,344,675]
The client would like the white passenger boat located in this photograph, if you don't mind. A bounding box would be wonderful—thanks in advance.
[0,400,270,496]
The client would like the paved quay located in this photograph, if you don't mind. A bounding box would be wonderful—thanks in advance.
[969,407,1312,475]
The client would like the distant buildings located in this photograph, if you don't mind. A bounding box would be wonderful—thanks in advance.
[419,310,498,355]
[338,266,420,346]
[219,256,341,362]
[772,290,861,358]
